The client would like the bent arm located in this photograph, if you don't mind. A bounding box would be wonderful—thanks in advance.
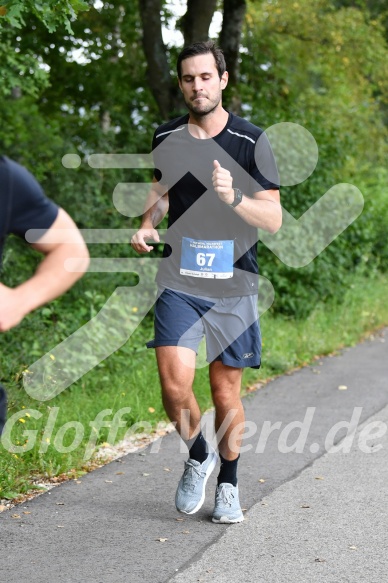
[212,160,282,233]
[131,180,169,253]
[0,208,89,332]
[232,189,282,233]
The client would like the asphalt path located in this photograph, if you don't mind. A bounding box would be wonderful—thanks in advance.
[0,328,387,583]
[171,404,388,583]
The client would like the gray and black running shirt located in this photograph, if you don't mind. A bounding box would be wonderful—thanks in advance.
[152,112,279,297]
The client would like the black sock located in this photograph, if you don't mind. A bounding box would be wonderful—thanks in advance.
[188,431,208,464]
[217,454,240,487]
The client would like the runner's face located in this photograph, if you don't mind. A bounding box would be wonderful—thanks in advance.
[179,53,228,116]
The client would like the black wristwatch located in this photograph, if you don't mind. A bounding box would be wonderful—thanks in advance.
[228,188,243,208]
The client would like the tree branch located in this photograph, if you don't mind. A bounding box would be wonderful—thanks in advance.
[179,0,218,46]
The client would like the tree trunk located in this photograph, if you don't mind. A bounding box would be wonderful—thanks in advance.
[179,0,218,46]
[219,0,247,113]
[138,0,246,119]
[219,0,247,88]
[138,0,173,119]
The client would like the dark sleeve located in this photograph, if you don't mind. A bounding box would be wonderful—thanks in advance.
[152,131,163,183]
[6,158,59,240]
[249,131,280,192]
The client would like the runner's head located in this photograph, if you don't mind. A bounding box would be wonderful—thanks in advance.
[177,42,228,118]
[177,41,226,81]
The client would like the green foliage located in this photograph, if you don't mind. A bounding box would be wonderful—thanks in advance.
[0,41,50,98]
[0,0,89,32]
[0,0,387,322]
[1,0,387,322]
[240,0,388,317]
[0,97,64,180]
[0,0,89,97]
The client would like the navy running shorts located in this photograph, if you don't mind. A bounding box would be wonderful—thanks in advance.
[146,287,261,369]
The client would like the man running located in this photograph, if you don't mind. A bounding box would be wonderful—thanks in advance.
[0,155,89,434]
[131,41,281,523]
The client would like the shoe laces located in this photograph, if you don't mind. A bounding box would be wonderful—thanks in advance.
[182,459,206,489]
[216,483,235,507]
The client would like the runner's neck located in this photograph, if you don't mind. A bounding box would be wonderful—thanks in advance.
[187,108,229,139]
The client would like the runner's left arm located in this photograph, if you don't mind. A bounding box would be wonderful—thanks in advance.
[212,160,281,233]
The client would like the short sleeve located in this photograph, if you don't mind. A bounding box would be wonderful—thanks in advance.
[152,131,163,184]
[250,131,280,192]
[6,158,59,240]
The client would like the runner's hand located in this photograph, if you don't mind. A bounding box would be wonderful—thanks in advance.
[212,160,234,205]
[0,284,27,332]
[131,228,160,253]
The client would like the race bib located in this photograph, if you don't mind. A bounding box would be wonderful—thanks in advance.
[180,237,234,279]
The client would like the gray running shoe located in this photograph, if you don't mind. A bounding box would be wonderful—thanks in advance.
[212,483,244,523]
[175,449,218,514]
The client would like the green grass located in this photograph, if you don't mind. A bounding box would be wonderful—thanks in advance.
[244,272,388,385]
[1,272,388,501]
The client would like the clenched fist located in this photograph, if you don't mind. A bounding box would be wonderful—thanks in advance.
[212,160,234,205]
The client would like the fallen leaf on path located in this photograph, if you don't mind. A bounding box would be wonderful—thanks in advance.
[315,476,325,480]
[22,511,31,515]
[258,479,265,483]
[301,504,310,508]
[164,468,171,472]
[156,538,168,542]
[0,505,6,512]
[349,546,358,550]
[314,557,326,563]
[11,514,20,519]
[142,473,150,476]
[176,518,184,522]
[338,385,348,390]
[105,480,113,483]
[115,472,124,475]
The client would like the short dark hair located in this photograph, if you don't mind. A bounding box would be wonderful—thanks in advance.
[177,41,226,80]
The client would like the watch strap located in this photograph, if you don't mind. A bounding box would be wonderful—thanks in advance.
[229,188,243,208]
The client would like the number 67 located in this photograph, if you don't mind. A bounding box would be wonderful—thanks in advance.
[196,252,215,267]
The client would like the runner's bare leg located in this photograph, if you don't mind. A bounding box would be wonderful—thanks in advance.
[209,361,244,460]
[156,346,201,441]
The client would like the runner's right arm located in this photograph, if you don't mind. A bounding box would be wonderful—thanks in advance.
[131,179,169,253]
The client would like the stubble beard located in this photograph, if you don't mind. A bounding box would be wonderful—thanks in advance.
[185,91,221,120]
